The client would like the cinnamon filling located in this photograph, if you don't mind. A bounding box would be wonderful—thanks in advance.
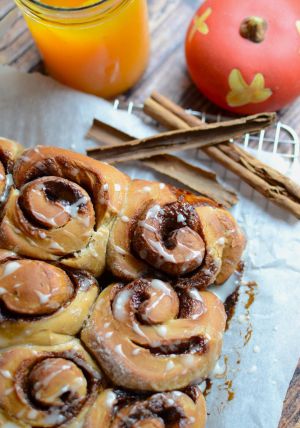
[112,393,187,428]
[16,352,100,424]
[133,202,205,276]
[133,335,208,356]
[19,177,91,230]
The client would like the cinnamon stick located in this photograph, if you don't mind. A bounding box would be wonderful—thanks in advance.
[143,92,300,219]
[86,119,237,207]
[87,112,275,163]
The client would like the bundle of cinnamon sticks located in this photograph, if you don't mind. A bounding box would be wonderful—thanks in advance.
[87,92,300,219]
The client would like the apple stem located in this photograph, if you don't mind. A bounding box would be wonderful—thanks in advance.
[240,16,267,43]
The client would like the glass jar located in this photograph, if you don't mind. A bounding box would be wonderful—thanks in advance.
[14,0,150,98]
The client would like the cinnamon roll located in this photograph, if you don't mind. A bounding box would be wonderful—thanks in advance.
[0,249,99,347]
[0,339,103,427]
[107,179,245,288]
[85,386,206,428]
[0,138,23,207]
[81,278,226,391]
[0,146,130,276]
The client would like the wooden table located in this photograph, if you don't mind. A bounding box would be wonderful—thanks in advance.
[0,0,299,426]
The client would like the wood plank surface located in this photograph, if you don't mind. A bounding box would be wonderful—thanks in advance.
[0,0,299,426]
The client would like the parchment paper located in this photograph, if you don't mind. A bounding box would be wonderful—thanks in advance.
[0,65,299,428]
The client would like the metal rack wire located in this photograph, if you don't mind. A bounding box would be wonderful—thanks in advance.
[112,99,300,164]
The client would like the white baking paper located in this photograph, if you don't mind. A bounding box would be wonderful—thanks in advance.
[0,65,299,428]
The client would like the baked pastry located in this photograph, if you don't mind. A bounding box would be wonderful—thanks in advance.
[107,179,245,288]
[0,339,102,427]
[81,278,226,391]
[0,340,206,427]
[0,139,245,427]
[0,145,130,276]
[0,249,99,347]
[85,386,206,428]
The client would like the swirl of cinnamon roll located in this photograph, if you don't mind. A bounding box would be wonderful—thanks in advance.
[0,339,103,427]
[0,145,130,276]
[107,180,245,288]
[0,138,23,207]
[0,249,99,347]
[81,278,226,391]
[84,386,206,428]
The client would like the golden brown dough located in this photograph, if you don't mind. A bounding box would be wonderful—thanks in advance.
[107,179,245,288]
[0,145,130,276]
[0,339,103,427]
[85,386,206,428]
[0,249,99,347]
[81,278,226,391]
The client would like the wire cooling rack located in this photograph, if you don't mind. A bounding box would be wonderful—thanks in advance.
[112,99,300,166]
[112,99,300,216]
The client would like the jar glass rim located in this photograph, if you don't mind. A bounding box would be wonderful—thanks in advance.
[24,0,110,12]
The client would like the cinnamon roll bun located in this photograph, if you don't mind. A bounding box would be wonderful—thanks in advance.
[0,249,99,347]
[0,339,103,427]
[85,386,206,428]
[107,179,245,288]
[81,278,226,391]
[0,146,130,276]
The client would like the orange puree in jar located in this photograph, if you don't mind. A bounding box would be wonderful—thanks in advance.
[15,0,150,98]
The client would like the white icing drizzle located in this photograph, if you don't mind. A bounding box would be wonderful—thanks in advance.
[0,370,12,379]
[132,321,147,338]
[28,409,38,420]
[188,288,203,302]
[159,183,165,189]
[44,413,65,425]
[113,289,132,322]
[105,391,116,409]
[151,279,171,295]
[177,213,186,223]
[102,183,109,191]
[105,332,113,339]
[182,355,195,368]
[64,196,88,218]
[0,174,13,204]
[146,204,161,219]
[156,325,167,337]
[34,363,72,390]
[49,241,64,251]
[142,186,151,192]
[166,361,175,371]
[121,215,130,223]
[1,261,21,278]
[148,239,176,263]
[132,348,141,356]
[138,221,157,233]
[114,245,127,255]
[172,391,183,398]
[114,184,121,191]
[216,237,225,245]
[115,344,125,357]
[0,287,6,295]
[35,290,52,304]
